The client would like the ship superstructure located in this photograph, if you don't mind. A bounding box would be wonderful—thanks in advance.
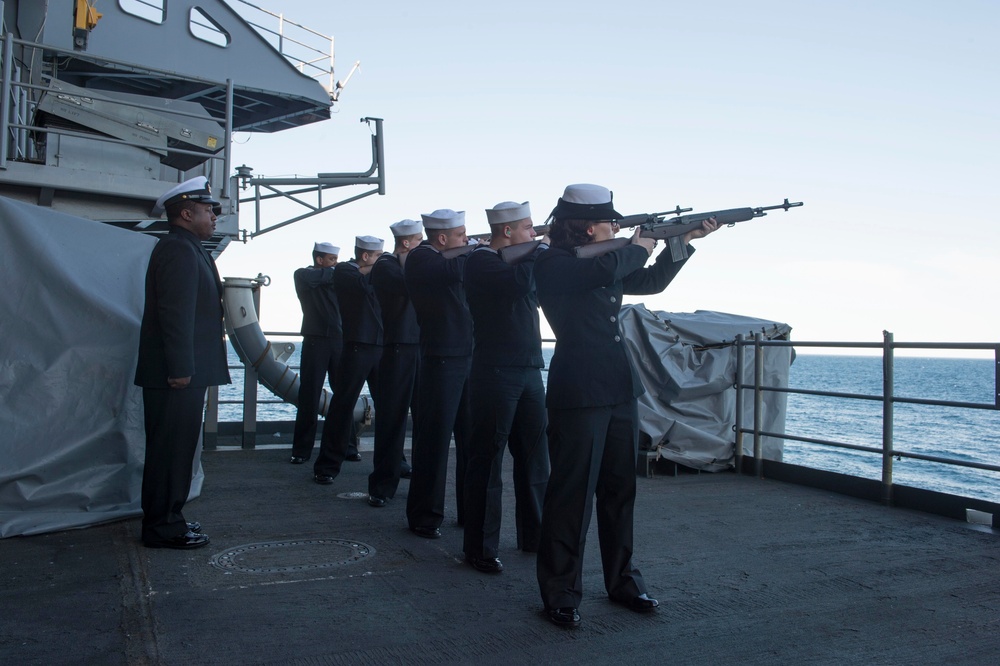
[0,0,383,255]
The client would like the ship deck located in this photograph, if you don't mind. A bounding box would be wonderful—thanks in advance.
[3,441,999,665]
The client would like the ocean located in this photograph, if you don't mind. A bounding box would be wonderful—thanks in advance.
[220,348,1000,504]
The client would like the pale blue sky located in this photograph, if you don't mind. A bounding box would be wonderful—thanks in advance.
[217,0,999,355]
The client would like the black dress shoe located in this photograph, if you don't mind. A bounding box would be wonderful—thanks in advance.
[410,526,441,539]
[613,593,659,613]
[314,474,335,485]
[546,607,581,628]
[186,521,202,533]
[289,456,307,464]
[367,495,387,508]
[466,555,503,574]
[144,531,210,550]
[346,452,362,462]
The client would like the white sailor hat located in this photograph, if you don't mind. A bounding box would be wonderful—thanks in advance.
[485,201,531,226]
[390,219,423,237]
[355,235,384,252]
[314,242,340,255]
[421,209,465,230]
[153,176,222,217]
[549,183,622,221]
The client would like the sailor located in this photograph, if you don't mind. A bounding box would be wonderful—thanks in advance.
[404,209,474,538]
[533,183,718,627]
[313,236,385,484]
[462,201,551,574]
[135,176,230,549]
[290,241,357,464]
[367,219,424,507]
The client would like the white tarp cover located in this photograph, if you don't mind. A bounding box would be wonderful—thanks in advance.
[619,305,793,472]
[0,196,203,537]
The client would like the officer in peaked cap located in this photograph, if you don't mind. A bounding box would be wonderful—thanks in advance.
[290,241,344,465]
[152,175,222,217]
[403,208,474,538]
[135,176,231,549]
[313,235,386,484]
[368,219,425,506]
[462,200,550,575]
[533,183,718,627]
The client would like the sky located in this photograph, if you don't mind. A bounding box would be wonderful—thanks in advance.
[214,0,999,357]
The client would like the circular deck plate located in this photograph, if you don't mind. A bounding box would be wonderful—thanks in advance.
[210,538,375,574]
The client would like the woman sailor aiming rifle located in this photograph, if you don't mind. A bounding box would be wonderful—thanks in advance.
[533,183,718,628]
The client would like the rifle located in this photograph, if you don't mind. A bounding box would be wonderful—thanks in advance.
[439,242,479,260]
[491,225,556,265]
[574,199,804,261]
[497,209,690,265]
[444,224,553,264]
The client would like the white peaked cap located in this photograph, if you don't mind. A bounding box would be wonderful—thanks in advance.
[561,183,612,205]
[421,209,465,230]
[314,242,340,255]
[485,201,531,226]
[390,219,423,237]
[153,175,221,216]
[355,235,384,252]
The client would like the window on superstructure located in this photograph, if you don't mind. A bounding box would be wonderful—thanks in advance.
[119,0,165,24]
[189,7,231,47]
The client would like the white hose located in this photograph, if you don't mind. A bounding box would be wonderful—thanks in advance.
[222,276,371,425]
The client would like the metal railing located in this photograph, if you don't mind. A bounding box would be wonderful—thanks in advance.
[204,332,558,449]
[227,0,337,95]
[734,330,1000,506]
[0,34,235,195]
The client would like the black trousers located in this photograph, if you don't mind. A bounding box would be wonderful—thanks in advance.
[406,354,471,530]
[141,386,207,543]
[536,400,647,610]
[314,342,381,477]
[463,363,549,558]
[369,343,419,499]
[292,335,342,460]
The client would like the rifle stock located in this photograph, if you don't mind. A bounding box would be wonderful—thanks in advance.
[574,199,803,261]
[439,243,477,260]
[497,239,548,265]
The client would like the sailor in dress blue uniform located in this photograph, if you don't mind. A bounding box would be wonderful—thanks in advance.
[534,184,718,626]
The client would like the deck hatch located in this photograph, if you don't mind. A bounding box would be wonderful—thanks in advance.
[210,538,375,574]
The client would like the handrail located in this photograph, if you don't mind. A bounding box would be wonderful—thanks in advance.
[0,34,232,185]
[228,0,336,93]
[734,331,1000,506]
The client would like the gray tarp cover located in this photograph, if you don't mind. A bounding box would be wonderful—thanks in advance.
[0,197,203,537]
[619,305,793,472]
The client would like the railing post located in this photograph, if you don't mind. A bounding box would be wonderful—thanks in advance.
[734,334,745,475]
[222,78,234,198]
[994,344,1000,408]
[241,285,263,449]
[204,385,219,449]
[881,330,894,505]
[1,33,14,169]
[278,13,285,56]
[754,332,764,478]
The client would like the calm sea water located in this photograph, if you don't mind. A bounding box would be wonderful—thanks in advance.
[221,348,1000,503]
[783,354,1000,503]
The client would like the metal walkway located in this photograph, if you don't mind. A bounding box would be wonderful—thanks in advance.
[3,442,998,665]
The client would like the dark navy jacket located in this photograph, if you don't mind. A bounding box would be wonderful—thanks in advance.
[371,253,419,345]
[464,244,546,368]
[334,261,383,346]
[535,243,692,409]
[404,241,473,357]
[135,226,231,389]
[293,265,342,339]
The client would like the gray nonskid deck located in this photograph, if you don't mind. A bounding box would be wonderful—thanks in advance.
[3,446,999,665]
